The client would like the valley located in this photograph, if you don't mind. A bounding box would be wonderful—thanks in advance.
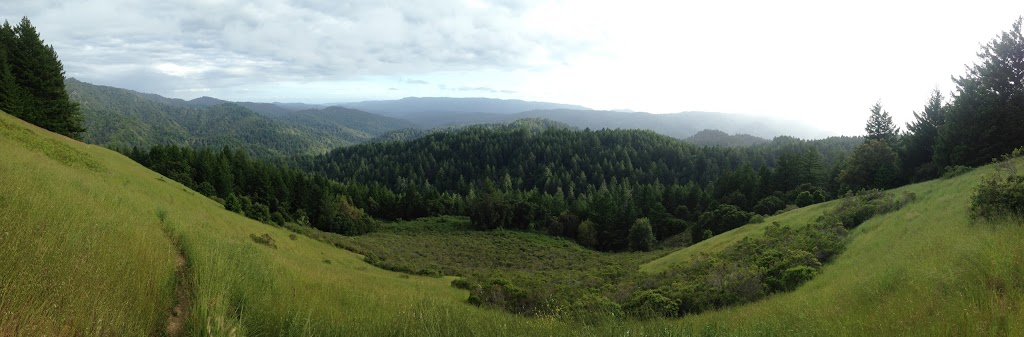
[2,9,1024,337]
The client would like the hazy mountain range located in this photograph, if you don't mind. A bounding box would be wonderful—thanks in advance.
[65,78,832,156]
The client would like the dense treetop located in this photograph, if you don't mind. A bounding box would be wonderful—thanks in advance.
[0,17,83,138]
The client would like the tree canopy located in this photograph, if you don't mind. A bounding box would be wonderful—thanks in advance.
[935,17,1024,168]
[0,17,83,138]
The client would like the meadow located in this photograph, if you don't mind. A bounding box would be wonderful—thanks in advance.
[1,109,1022,336]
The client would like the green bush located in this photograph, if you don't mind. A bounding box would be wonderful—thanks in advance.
[753,195,786,215]
[969,175,1024,222]
[628,218,656,252]
[795,191,815,207]
[559,293,623,324]
[623,290,678,319]
[781,265,818,291]
[820,189,916,228]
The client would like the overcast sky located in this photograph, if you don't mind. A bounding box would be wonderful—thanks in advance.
[3,0,1023,136]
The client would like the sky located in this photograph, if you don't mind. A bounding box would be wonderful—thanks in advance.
[3,0,1023,136]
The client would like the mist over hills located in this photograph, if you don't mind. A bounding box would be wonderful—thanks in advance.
[340,97,592,117]
[65,79,413,156]
[339,97,833,139]
[65,78,835,157]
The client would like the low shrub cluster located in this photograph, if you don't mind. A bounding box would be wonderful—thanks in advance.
[969,149,1024,222]
[462,189,914,321]
[250,233,277,249]
[821,189,916,229]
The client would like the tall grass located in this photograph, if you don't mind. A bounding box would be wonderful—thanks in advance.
[2,109,1023,336]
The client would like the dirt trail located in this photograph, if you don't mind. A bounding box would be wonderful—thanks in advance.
[165,243,192,337]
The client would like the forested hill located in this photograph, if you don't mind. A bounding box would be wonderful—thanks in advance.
[290,120,860,250]
[66,79,414,156]
[338,98,832,140]
[683,129,768,147]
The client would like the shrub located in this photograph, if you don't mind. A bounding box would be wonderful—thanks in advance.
[628,218,656,252]
[753,196,786,215]
[697,204,752,238]
[623,290,679,319]
[969,175,1024,222]
[250,233,277,249]
[559,294,623,324]
[795,191,815,207]
[781,265,817,290]
[577,219,598,248]
[820,189,916,228]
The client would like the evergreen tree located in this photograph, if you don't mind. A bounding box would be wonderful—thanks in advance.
[7,17,83,138]
[900,89,945,181]
[0,21,22,114]
[628,217,656,252]
[935,17,1024,167]
[839,140,900,191]
[865,101,899,147]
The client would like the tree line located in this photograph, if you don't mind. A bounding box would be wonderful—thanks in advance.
[293,119,861,251]
[124,145,378,235]
[0,17,83,138]
[843,17,1024,189]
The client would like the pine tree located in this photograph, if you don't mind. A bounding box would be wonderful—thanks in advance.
[936,17,1024,167]
[865,101,899,147]
[900,89,945,180]
[8,17,83,138]
[0,21,23,115]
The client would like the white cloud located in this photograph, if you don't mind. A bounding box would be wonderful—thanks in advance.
[2,0,1023,135]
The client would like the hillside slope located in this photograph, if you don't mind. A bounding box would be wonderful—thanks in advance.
[66,79,414,156]
[1,109,1021,336]
[641,163,1024,335]
[0,111,580,336]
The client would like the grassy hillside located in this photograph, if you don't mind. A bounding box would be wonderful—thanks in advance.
[638,163,1024,335]
[641,201,838,274]
[1,108,1022,336]
[0,110,582,336]
[66,79,416,156]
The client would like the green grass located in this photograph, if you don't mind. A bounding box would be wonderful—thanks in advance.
[641,201,837,273]
[2,109,1023,335]
[0,111,607,336]
[330,216,661,277]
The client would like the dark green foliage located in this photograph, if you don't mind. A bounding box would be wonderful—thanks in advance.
[865,101,899,147]
[795,191,815,207]
[753,195,786,215]
[969,150,1024,222]
[300,121,858,250]
[840,140,901,191]
[935,17,1024,168]
[0,17,83,138]
[576,219,598,248]
[628,218,656,252]
[623,290,678,319]
[696,204,752,238]
[683,129,768,147]
[126,145,378,236]
[901,90,946,181]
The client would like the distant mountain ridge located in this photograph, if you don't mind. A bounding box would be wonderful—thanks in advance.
[341,97,592,117]
[66,79,414,156]
[336,97,833,140]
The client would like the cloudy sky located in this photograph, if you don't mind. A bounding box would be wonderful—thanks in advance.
[3,0,1023,135]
